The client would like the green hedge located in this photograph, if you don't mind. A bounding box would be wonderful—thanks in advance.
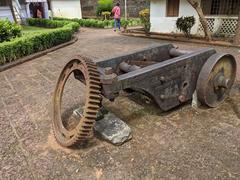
[0,19,22,43]
[27,18,80,32]
[0,18,79,65]
[53,17,142,28]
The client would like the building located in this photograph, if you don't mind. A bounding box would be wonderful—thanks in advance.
[150,0,240,36]
[0,0,82,24]
[51,0,82,19]
[0,0,14,22]
[81,0,150,18]
[0,0,50,23]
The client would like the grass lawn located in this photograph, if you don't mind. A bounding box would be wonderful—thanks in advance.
[21,25,54,36]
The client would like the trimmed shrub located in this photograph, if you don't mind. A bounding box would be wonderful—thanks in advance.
[0,19,22,43]
[128,18,142,27]
[102,11,111,20]
[139,9,151,33]
[176,16,195,37]
[121,19,129,30]
[0,18,79,65]
[27,18,80,32]
[53,17,141,29]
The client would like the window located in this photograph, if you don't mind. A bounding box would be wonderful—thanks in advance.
[202,0,240,15]
[19,0,25,4]
[0,0,10,6]
[210,0,220,14]
[167,0,180,17]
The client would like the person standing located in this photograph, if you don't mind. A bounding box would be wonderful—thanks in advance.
[112,3,121,32]
[37,8,42,18]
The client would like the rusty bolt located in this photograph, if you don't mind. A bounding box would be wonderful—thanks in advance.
[178,95,186,102]
[160,76,165,82]
[143,56,147,61]
[100,73,117,85]
[160,94,165,100]
[173,45,179,49]
[104,67,113,75]
[214,75,230,89]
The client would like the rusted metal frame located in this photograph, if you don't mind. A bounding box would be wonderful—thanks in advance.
[119,62,141,73]
[96,44,174,70]
[103,48,216,111]
[169,48,192,57]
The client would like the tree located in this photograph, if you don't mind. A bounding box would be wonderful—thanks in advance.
[9,0,17,23]
[187,0,212,41]
[233,11,240,45]
[96,0,113,16]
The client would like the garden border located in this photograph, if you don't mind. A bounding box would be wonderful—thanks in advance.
[0,35,78,72]
[121,29,240,48]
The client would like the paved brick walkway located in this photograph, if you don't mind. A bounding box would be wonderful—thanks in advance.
[1,28,240,179]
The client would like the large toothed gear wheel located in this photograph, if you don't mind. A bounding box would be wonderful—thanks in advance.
[53,56,102,147]
[196,53,236,107]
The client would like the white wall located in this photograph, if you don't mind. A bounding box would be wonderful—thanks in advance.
[150,0,200,34]
[20,4,29,19]
[51,0,82,19]
[0,6,14,22]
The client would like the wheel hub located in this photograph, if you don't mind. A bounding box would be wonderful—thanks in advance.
[197,53,236,107]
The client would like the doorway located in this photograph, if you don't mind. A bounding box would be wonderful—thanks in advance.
[29,2,44,18]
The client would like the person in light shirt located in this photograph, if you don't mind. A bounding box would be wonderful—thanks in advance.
[112,2,121,32]
[37,8,42,18]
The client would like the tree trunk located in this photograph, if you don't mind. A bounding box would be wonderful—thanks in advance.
[187,0,212,41]
[9,0,17,23]
[233,11,240,45]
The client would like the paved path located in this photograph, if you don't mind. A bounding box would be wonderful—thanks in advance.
[1,28,240,179]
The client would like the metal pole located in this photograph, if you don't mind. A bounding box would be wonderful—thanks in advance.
[124,0,127,20]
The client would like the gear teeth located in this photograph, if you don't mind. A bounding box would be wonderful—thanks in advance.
[86,112,98,116]
[85,61,95,65]
[90,77,100,82]
[88,66,98,71]
[74,58,101,144]
[86,110,98,114]
[88,67,99,73]
[79,133,89,136]
[88,68,99,72]
[53,57,102,147]
[84,119,95,123]
[89,90,101,94]
[89,95,101,100]
[89,100,101,105]
[89,72,100,77]
[85,117,96,121]
[90,85,101,91]
[89,80,101,85]
[82,125,93,129]
[87,105,100,110]
[82,130,91,133]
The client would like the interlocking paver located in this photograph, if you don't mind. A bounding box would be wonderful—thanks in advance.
[0,28,240,179]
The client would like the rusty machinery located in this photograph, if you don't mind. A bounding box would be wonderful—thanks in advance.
[52,44,237,147]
